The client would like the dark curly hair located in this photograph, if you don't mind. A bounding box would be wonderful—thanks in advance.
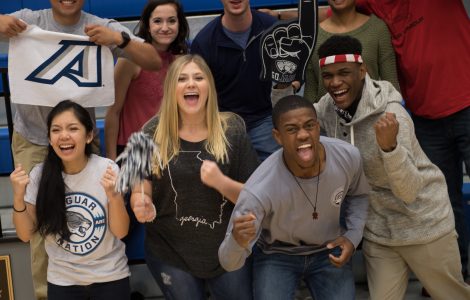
[318,35,362,59]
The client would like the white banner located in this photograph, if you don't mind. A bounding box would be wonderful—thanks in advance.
[8,25,115,107]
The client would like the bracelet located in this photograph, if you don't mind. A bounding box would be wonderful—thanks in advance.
[278,11,282,20]
[13,205,27,213]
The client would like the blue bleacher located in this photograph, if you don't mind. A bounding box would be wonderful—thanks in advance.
[0,127,12,174]
[1,0,305,18]
[0,53,10,175]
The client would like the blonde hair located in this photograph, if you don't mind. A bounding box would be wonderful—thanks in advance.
[153,54,230,176]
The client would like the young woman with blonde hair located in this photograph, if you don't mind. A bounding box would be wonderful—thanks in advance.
[130,54,259,300]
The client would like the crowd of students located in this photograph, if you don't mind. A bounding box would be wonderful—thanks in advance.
[2,0,470,299]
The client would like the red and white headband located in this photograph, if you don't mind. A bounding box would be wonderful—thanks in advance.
[319,54,363,68]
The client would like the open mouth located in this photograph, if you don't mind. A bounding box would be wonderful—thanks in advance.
[297,143,313,162]
[59,144,75,154]
[332,88,349,104]
[184,92,199,105]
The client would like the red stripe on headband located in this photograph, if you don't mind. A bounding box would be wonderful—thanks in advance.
[319,54,363,68]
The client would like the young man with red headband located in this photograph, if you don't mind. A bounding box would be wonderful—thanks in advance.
[314,35,470,299]
[267,1,470,282]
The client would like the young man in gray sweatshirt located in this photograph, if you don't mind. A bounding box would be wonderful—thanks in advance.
[314,35,470,299]
[219,95,370,300]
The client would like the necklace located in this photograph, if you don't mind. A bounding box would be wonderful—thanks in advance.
[284,154,321,220]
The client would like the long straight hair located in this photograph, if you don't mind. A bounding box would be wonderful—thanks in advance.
[35,100,94,240]
[153,54,230,176]
[134,0,189,54]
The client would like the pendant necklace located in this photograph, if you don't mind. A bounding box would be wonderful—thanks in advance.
[284,154,321,220]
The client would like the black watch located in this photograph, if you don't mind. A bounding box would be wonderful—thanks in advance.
[118,31,131,49]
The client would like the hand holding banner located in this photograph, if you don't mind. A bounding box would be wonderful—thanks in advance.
[8,25,114,107]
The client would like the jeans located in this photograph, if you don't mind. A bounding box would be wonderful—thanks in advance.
[145,254,253,300]
[253,246,355,300]
[247,115,280,161]
[47,277,130,300]
[412,106,470,277]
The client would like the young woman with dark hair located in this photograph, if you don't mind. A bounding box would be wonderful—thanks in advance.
[135,0,189,55]
[11,100,131,300]
[105,0,190,160]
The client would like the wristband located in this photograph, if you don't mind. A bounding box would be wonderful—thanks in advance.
[118,31,131,49]
[13,205,27,213]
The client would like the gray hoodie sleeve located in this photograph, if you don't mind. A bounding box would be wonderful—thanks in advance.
[218,189,266,272]
[378,105,426,204]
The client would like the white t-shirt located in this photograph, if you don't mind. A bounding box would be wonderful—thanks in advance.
[25,154,130,286]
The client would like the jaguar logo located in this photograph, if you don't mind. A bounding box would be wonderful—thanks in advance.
[67,211,92,238]
[57,193,107,256]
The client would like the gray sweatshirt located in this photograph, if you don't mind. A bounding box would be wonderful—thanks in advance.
[218,137,370,271]
[314,75,455,246]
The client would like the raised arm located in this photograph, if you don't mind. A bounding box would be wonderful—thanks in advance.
[101,164,129,239]
[10,164,36,242]
[200,160,244,204]
[130,179,156,223]
[105,58,140,160]
[375,110,427,204]
[201,114,259,203]
[219,189,266,271]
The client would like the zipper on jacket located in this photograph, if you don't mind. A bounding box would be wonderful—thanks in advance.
[242,31,264,62]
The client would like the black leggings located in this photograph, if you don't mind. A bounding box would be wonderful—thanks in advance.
[47,277,130,300]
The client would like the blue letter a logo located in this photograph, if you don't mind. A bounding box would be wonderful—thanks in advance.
[26,40,103,87]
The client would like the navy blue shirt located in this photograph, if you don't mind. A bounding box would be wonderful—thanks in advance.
[191,10,276,130]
